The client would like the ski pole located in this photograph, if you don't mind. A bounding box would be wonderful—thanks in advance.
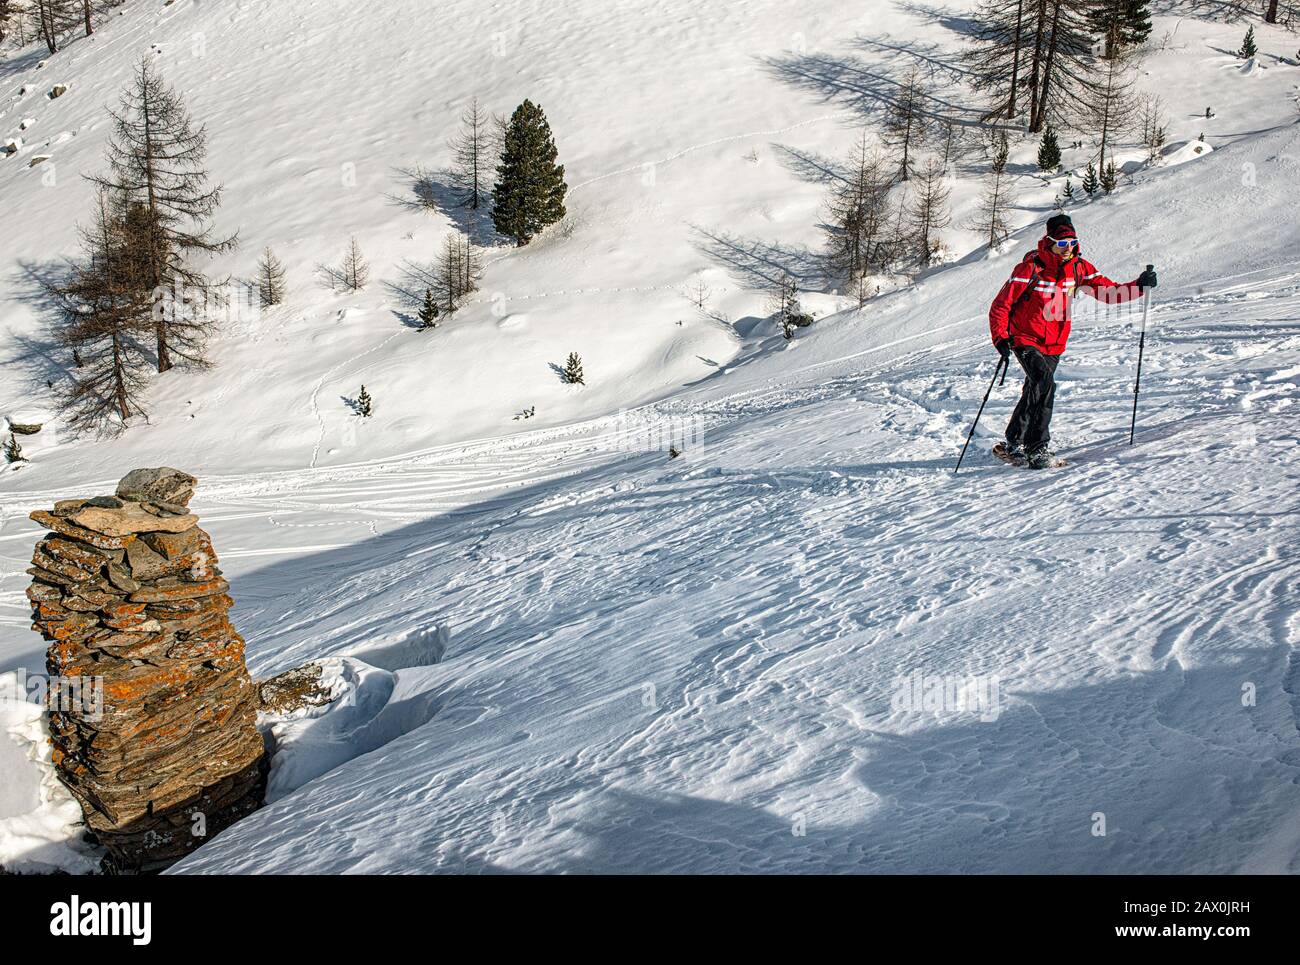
[1129,265,1154,445]
[955,353,1008,474]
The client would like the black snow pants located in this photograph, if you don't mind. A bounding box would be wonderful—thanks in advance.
[1005,346,1060,452]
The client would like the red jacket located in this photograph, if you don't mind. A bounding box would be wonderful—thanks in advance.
[989,238,1142,356]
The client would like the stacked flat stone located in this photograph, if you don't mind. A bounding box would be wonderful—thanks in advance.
[26,467,265,872]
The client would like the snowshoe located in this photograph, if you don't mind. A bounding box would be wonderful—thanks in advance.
[992,442,1067,469]
[991,441,1026,466]
[1025,445,1067,470]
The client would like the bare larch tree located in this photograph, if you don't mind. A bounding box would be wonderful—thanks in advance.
[449,97,493,210]
[884,66,930,182]
[823,132,898,288]
[49,189,154,433]
[340,236,370,291]
[256,247,287,307]
[433,230,482,316]
[969,134,1015,249]
[1087,49,1137,177]
[906,158,952,266]
[967,0,1095,133]
[90,57,236,372]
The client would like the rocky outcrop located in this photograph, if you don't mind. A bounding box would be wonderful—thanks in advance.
[25,468,266,873]
[257,663,335,715]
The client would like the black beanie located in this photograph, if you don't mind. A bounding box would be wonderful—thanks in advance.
[1045,213,1075,237]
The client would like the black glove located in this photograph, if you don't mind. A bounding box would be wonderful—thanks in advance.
[1137,268,1157,292]
[994,337,1012,361]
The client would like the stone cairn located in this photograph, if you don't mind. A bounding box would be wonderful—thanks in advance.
[25,467,266,872]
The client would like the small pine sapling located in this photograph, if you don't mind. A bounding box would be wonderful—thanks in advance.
[1082,162,1100,196]
[1238,25,1257,59]
[357,385,373,417]
[3,433,24,464]
[418,287,440,330]
[1037,127,1062,172]
[563,352,585,385]
[1101,160,1119,194]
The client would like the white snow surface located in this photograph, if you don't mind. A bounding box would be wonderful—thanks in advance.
[0,2,1298,873]
[0,674,101,873]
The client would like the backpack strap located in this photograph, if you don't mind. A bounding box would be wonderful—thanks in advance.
[1010,255,1043,314]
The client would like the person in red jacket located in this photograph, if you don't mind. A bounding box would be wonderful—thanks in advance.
[989,213,1157,468]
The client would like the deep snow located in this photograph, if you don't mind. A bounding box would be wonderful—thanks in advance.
[1,1,1298,873]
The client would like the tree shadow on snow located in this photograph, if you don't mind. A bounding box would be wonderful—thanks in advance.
[689,224,830,293]
[772,143,850,186]
[759,48,982,132]
[6,260,84,394]
[383,259,446,311]
[385,165,500,248]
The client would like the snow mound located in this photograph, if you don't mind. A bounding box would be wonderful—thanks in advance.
[1163,139,1214,166]
[260,654,444,804]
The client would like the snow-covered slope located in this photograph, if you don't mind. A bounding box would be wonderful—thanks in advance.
[2,1,1299,873]
[172,121,1300,873]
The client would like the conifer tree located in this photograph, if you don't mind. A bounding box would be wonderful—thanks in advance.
[823,132,897,285]
[1238,25,1257,59]
[3,432,24,464]
[418,287,440,329]
[1088,50,1136,180]
[449,97,493,210]
[35,0,74,54]
[966,0,1032,121]
[340,236,369,291]
[1037,126,1062,171]
[256,247,287,308]
[563,352,584,385]
[884,67,929,182]
[1100,159,1118,194]
[1089,0,1152,59]
[90,58,236,373]
[1137,94,1167,165]
[906,158,951,266]
[357,385,373,417]
[767,275,805,340]
[966,0,1097,131]
[49,188,155,433]
[492,100,568,246]
[1082,161,1099,195]
[433,231,482,316]
[1062,177,1075,202]
[969,134,1015,249]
